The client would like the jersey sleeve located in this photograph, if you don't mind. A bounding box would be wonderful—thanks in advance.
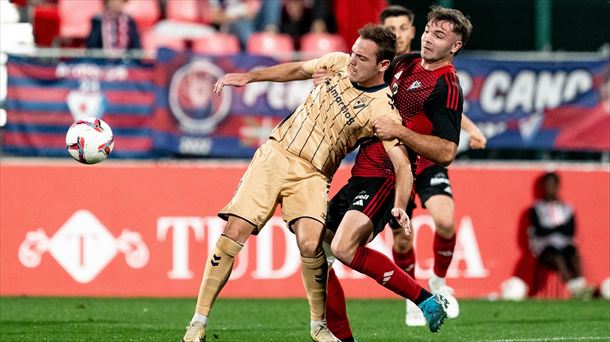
[302,52,350,76]
[423,72,463,144]
[370,96,403,152]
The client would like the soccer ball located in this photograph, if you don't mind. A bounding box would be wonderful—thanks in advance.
[66,117,114,164]
[500,276,528,301]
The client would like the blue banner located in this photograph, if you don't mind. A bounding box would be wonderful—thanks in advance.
[454,55,609,151]
[3,56,156,158]
[3,51,608,159]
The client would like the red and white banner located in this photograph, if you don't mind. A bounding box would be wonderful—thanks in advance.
[1,161,608,298]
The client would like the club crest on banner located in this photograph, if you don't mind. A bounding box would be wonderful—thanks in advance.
[169,59,231,134]
[18,210,149,283]
[66,80,107,121]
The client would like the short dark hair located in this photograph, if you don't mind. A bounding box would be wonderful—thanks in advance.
[427,6,473,53]
[543,171,560,184]
[357,24,397,63]
[380,5,415,25]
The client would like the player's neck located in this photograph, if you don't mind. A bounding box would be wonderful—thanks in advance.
[420,55,453,71]
[355,74,386,88]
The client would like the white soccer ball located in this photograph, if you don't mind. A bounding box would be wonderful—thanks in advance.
[66,117,114,164]
[600,277,610,299]
[500,276,529,301]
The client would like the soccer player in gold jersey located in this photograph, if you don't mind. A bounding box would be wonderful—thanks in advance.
[182,24,413,342]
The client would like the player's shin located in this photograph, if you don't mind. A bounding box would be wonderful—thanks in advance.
[195,235,243,316]
[326,268,354,340]
[300,251,329,321]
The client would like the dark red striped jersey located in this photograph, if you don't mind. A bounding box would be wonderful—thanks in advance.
[351,53,462,178]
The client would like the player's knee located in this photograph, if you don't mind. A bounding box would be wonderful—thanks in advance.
[298,239,321,257]
[223,219,254,243]
[330,240,355,264]
[392,238,411,253]
[434,218,455,237]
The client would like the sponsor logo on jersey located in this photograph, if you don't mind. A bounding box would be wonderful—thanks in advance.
[353,98,366,110]
[408,80,422,90]
[329,84,355,125]
[394,71,403,80]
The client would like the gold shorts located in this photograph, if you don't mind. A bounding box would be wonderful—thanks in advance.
[219,140,329,233]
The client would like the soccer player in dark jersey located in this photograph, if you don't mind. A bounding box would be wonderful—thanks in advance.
[182,25,417,342]
[373,5,486,325]
[320,6,476,340]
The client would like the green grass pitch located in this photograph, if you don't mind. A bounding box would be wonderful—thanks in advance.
[1,297,609,341]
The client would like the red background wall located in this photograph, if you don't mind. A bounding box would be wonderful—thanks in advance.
[1,161,608,298]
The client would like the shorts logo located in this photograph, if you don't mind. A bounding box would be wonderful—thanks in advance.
[18,210,149,283]
[430,173,450,186]
[444,186,453,194]
[169,59,231,134]
[352,191,369,206]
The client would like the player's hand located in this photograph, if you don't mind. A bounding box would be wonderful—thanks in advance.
[389,207,411,238]
[468,129,487,149]
[373,117,402,140]
[312,67,332,86]
[213,73,250,95]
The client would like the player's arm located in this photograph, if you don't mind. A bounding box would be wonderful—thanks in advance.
[374,123,457,166]
[384,143,413,235]
[374,73,463,166]
[386,144,412,211]
[461,114,487,150]
[214,52,349,94]
[214,62,312,94]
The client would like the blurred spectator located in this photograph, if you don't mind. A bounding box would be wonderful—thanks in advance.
[280,0,314,50]
[310,0,336,34]
[527,171,594,299]
[86,0,141,52]
[30,0,60,47]
[208,0,281,50]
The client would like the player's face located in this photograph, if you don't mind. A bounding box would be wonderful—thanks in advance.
[420,20,462,63]
[383,15,415,56]
[106,0,127,14]
[348,37,388,86]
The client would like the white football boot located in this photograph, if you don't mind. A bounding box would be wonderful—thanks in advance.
[405,299,426,326]
[429,274,459,319]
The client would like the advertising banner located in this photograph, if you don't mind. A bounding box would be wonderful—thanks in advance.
[151,48,313,158]
[455,55,609,151]
[3,56,156,158]
[1,161,608,298]
[4,51,608,159]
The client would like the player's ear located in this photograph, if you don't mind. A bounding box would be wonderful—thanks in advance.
[378,59,391,73]
[450,40,463,55]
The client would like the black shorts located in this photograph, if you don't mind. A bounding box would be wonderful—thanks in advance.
[326,176,395,238]
[407,164,453,216]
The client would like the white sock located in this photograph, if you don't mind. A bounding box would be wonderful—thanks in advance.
[429,273,446,292]
[566,276,586,293]
[191,313,208,326]
[311,319,326,330]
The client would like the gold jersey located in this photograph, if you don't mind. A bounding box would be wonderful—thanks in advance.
[270,52,402,179]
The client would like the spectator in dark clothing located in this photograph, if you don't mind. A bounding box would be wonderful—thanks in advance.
[528,171,594,299]
[280,0,314,50]
[86,0,141,51]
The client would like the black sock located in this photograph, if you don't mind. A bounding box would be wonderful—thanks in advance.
[414,288,433,305]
